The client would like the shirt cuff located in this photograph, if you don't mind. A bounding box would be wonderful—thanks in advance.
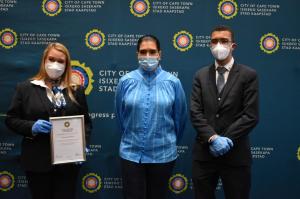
[208,134,219,143]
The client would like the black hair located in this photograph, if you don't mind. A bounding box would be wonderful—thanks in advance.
[211,25,235,42]
[137,35,161,51]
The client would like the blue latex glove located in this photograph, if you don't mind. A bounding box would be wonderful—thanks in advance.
[32,120,52,134]
[209,136,233,157]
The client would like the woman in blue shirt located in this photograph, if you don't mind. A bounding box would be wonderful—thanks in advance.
[115,35,187,199]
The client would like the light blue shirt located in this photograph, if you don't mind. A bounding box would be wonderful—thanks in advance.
[115,66,187,163]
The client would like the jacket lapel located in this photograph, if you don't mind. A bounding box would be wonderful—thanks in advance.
[33,84,53,115]
[208,64,218,100]
[219,62,240,107]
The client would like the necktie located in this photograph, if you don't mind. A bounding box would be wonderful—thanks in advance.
[216,67,227,93]
[52,86,60,95]
[52,86,66,108]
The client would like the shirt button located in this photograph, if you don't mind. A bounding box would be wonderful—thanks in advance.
[216,114,219,118]
[218,97,221,101]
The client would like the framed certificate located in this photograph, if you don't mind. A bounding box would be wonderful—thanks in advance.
[50,115,86,165]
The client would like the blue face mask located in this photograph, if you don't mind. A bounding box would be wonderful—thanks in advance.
[138,57,159,72]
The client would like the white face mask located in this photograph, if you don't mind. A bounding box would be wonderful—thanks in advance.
[45,61,65,79]
[210,43,231,61]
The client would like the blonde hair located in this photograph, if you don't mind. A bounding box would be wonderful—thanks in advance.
[32,42,79,103]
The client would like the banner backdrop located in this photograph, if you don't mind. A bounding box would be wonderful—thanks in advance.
[1,1,300,198]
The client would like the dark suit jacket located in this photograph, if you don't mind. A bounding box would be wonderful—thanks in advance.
[190,62,259,166]
[5,80,92,172]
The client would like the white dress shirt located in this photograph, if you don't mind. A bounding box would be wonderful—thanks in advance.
[215,57,234,85]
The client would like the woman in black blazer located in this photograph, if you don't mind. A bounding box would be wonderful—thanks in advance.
[5,42,92,199]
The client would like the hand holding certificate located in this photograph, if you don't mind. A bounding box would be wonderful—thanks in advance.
[50,115,86,165]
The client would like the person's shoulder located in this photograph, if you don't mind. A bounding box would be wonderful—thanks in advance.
[119,69,139,82]
[194,64,212,77]
[118,69,143,88]
[161,70,178,81]
[11,80,35,95]
[159,70,185,91]
[237,63,257,76]
[17,80,34,89]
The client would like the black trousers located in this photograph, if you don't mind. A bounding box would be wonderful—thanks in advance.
[121,158,175,199]
[25,164,80,199]
[192,160,251,199]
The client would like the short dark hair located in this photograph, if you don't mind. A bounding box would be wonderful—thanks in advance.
[211,25,235,42]
[137,35,161,51]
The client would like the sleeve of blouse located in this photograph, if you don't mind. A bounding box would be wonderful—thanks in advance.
[115,79,125,134]
[173,79,187,144]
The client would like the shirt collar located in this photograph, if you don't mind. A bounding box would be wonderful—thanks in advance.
[30,79,66,89]
[138,65,162,81]
[215,57,234,72]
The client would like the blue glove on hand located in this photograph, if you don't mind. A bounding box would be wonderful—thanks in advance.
[209,136,233,157]
[32,120,52,134]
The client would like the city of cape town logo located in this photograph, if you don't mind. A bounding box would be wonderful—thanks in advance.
[0,28,18,49]
[218,0,238,20]
[82,173,102,193]
[71,60,94,95]
[297,146,300,161]
[64,121,70,128]
[0,171,14,192]
[173,30,193,52]
[42,0,62,17]
[260,33,280,54]
[85,29,105,50]
[130,0,150,17]
[169,173,188,194]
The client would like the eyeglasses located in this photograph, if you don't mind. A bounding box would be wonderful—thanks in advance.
[210,38,232,45]
[138,49,159,56]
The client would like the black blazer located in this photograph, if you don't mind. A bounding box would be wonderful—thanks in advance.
[190,62,259,166]
[5,80,92,172]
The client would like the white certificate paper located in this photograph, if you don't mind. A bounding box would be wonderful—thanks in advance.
[50,115,86,165]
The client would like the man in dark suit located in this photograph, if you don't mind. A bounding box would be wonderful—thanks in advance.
[190,25,259,199]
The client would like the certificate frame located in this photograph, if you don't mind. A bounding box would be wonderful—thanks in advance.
[50,115,86,165]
